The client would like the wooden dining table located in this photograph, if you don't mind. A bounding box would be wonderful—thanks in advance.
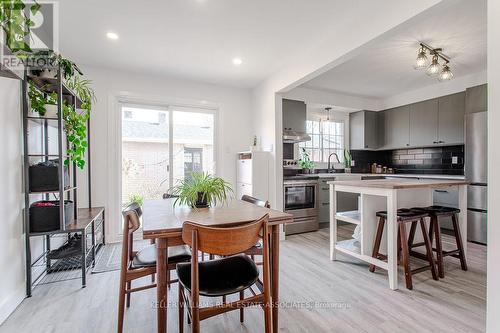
[142,198,293,333]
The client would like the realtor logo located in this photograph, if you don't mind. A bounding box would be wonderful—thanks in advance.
[1,0,59,70]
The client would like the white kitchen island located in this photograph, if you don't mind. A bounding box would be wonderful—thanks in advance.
[328,178,469,290]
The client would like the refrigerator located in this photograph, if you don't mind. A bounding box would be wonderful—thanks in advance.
[465,111,487,244]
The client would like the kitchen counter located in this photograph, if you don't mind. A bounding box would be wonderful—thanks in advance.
[328,177,468,290]
[328,178,469,189]
[298,173,466,180]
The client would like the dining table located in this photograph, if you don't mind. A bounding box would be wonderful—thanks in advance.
[142,198,293,333]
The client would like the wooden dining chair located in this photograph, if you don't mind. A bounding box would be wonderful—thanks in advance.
[117,203,191,333]
[177,214,272,333]
[241,194,270,263]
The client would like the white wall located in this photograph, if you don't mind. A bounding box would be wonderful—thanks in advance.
[0,77,25,324]
[487,0,499,331]
[79,65,253,242]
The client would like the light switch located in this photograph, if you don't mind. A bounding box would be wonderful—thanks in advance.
[452,156,458,164]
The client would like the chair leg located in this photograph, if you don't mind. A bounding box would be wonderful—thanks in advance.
[239,290,245,323]
[451,213,468,271]
[151,273,155,283]
[432,216,445,278]
[167,270,171,290]
[369,217,385,272]
[117,277,126,333]
[179,285,184,333]
[407,220,418,248]
[222,295,226,304]
[419,218,438,281]
[399,222,412,290]
[126,281,131,308]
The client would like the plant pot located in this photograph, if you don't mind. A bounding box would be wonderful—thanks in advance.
[38,68,57,79]
[194,192,209,208]
[43,104,58,118]
[302,169,312,174]
[345,168,352,173]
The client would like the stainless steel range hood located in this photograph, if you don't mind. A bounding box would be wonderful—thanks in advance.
[282,99,311,143]
[283,130,311,143]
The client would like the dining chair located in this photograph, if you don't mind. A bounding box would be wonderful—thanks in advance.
[177,214,272,333]
[117,203,191,333]
[241,194,270,263]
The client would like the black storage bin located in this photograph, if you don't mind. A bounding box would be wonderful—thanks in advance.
[29,162,69,192]
[29,200,74,233]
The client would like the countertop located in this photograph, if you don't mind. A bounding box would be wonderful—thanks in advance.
[296,173,466,180]
[327,178,469,189]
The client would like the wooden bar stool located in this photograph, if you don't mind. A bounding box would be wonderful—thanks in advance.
[409,206,467,278]
[369,209,438,290]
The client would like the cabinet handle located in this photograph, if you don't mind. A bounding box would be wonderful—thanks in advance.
[322,187,329,190]
[406,143,410,146]
[435,189,448,193]
[321,203,329,206]
[439,140,445,144]
[433,141,438,144]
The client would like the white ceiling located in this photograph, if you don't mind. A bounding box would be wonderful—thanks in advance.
[57,0,440,88]
[301,0,487,99]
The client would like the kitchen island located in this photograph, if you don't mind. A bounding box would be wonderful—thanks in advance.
[328,178,469,290]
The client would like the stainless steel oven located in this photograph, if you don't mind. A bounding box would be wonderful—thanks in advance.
[283,180,318,235]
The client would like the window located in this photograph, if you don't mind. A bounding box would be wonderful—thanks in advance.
[299,120,344,162]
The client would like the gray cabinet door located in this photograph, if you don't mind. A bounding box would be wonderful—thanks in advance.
[282,99,306,132]
[349,111,365,150]
[465,84,487,114]
[409,99,438,147]
[438,92,465,144]
[383,106,410,149]
[364,111,379,149]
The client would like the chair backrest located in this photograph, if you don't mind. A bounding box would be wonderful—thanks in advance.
[181,214,268,256]
[241,194,270,209]
[121,203,142,263]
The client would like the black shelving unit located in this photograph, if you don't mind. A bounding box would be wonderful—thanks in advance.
[21,64,105,297]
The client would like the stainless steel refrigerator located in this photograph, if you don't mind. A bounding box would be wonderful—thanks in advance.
[465,111,488,244]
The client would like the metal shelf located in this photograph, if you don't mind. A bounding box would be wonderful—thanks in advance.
[29,186,77,194]
[28,75,83,108]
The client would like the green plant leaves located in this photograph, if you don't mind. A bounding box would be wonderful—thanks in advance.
[170,172,233,208]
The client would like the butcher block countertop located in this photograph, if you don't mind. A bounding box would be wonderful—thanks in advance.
[328,178,470,189]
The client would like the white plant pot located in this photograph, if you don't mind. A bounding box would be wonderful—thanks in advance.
[43,104,58,118]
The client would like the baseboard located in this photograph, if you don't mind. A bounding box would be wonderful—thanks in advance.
[0,284,25,325]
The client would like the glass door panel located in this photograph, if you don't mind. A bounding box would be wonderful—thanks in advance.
[172,108,215,186]
[121,105,170,205]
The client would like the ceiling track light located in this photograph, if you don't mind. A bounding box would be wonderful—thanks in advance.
[414,42,453,82]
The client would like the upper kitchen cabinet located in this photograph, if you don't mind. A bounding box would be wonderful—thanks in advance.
[409,99,439,147]
[466,84,487,113]
[437,92,465,145]
[282,99,306,132]
[379,105,410,149]
[349,110,379,150]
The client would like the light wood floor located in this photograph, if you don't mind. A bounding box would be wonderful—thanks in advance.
[0,227,486,333]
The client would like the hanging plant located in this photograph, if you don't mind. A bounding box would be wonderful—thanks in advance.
[63,103,89,169]
[66,74,96,111]
[0,0,40,54]
[28,81,57,116]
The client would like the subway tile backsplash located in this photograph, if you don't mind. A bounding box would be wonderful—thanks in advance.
[351,145,464,175]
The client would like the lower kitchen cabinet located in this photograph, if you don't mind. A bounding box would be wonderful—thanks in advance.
[318,178,359,224]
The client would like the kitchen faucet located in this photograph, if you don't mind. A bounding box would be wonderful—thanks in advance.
[327,152,341,171]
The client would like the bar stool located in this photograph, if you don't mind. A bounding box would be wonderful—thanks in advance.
[369,208,438,290]
[409,206,467,278]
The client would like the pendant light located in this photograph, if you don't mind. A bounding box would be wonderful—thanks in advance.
[426,54,440,76]
[414,47,429,69]
[439,63,454,81]
[325,107,332,121]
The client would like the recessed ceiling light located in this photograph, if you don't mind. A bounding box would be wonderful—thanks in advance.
[232,58,243,66]
[106,32,119,40]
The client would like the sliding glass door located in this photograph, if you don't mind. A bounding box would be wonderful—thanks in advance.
[121,104,215,208]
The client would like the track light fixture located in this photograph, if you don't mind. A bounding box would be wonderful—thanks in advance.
[414,42,453,82]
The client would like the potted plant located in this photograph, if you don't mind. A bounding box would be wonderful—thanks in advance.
[126,194,144,207]
[170,172,233,208]
[344,149,352,173]
[298,148,315,174]
[28,82,58,118]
